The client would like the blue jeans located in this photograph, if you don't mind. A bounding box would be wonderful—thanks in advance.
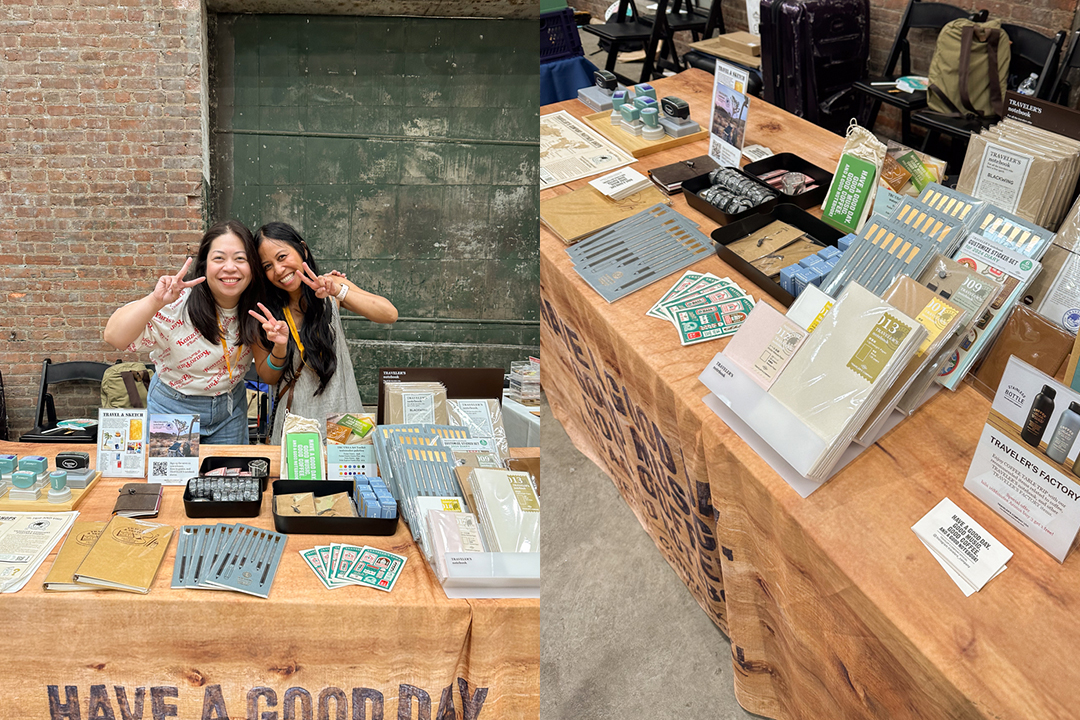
[147,375,249,445]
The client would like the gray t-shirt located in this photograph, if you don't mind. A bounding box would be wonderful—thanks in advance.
[270,299,363,444]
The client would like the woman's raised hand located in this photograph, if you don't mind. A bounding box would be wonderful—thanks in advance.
[249,302,290,345]
[299,262,340,299]
[153,257,205,305]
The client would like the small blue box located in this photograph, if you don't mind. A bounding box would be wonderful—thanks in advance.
[780,265,800,295]
[808,266,827,287]
[798,256,820,269]
[838,233,856,252]
[819,245,842,261]
[793,269,816,296]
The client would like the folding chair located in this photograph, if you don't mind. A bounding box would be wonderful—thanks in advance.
[1048,29,1080,106]
[852,0,983,145]
[19,358,110,443]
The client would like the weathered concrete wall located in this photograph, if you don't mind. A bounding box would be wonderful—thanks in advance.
[210,14,539,404]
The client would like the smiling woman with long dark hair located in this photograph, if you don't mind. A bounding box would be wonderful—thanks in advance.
[248,221,398,444]
[103,219,264,444]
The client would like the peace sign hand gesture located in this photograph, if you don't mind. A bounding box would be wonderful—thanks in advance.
[298,262,339,299]
[249,302,290,346]
[153,257,205,306]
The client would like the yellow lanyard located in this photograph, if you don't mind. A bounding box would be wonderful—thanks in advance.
[217,314,238,384]
[283,307,306,362]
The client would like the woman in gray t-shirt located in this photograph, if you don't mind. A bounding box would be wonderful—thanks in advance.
[249,222,398,444]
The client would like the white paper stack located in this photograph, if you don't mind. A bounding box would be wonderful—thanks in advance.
[588,167,652,201]
[469,468,540,553]
[911,497,1011,596]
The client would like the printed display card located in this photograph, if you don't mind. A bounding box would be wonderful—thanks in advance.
[96,409,148,478]
[964,356,1080,561]
[708,60,751,168]
[146,414,199,486]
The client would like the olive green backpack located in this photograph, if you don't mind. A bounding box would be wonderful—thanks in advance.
[100,362,153,409]
[927,18,1011,119]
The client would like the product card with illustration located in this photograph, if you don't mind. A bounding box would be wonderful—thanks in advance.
[96,409,148,478]
[964,356,1080,561]
[146,414,199,485]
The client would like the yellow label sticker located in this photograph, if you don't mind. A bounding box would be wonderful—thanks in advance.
[847,312,913,382]
[914,297,960,356]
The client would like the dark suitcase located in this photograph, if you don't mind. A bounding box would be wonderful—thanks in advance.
[759,0,870,134]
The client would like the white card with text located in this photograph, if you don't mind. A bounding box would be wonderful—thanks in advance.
[912,497,1011,592]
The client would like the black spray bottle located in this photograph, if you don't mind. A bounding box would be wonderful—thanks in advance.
[1021,385,1056,448]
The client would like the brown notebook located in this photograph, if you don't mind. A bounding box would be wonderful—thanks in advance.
[540,184,669,245]
[647,154,719,192]
[73,515,174,594]
[112,483,163,518]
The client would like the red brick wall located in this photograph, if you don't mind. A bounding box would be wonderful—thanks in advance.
[0,0,207,439]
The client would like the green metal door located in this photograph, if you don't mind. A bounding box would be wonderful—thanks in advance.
[209,14,539,402]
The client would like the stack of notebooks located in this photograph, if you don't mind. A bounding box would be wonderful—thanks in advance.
[710,282,927,480]
[44,515,173,594]
[170,523,287,598]
[540,183,669,246]
[957,120,1080,230]
[468,467,540,553]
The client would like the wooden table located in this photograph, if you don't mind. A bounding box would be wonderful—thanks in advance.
[0,442,539,719]
[541,68,1080,720]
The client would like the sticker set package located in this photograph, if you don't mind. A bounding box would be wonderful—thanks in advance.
[299,542,407,593]
[647,271,756,345]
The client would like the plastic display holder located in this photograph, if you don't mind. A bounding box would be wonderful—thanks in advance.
[698,353,908,496]
[439,551,540,599]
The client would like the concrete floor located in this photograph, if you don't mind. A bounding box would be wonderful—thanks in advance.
[540,393,760,719]
[541,30,761,718]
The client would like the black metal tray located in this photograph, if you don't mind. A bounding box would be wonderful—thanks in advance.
[742,152,834,210]
[683,168,780,226]
[272,480,398,536]
[711,204,844,307]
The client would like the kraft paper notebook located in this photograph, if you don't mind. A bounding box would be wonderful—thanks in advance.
[72,515,174,594]
[42,520,109,592]
[895,253,1000,415]
[539,184,669,245]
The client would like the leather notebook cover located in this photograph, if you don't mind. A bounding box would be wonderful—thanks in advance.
[647,155,719,189]
[112,483,163,518]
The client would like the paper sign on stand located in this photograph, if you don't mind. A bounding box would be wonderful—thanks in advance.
[964,356,1080,562]
[708,60,751,168]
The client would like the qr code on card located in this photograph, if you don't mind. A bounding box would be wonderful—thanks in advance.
[151,461,169,478]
